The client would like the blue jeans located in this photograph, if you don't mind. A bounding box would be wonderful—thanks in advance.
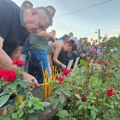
[32,50,51,84]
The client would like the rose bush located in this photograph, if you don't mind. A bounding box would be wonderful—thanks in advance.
[0,59,49,120]
[12,59,25,67]
[2,70,16,82]
[48,36,120,120]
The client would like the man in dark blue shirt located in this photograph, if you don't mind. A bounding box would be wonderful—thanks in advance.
[0,0,53,87]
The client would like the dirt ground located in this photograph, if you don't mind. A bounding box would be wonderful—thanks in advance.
[32,87,58,120]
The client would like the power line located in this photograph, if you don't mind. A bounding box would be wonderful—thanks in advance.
[57,0,112,18]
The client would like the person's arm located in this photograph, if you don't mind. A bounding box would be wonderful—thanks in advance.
[49,53,53,66]
[0,36,17,70]
[10,46,23,60]
[0,36,39,87]
[36,31,55,42]
[53,43,66,69]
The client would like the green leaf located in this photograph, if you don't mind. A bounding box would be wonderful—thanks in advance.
[11,113,17,119]
[55,90,62,96]
[89,92,94,96]
[17,81,29,89]
[59,95,65,104]
[113,70,120,78]
[78,104,84,110]
[80,60,88,66]
[10,82,17,89]
[33,102,44,111]
[63,90,71,97]
[76,101,81,106]
[87,105,92,109]
[29,113,38,120]
[91,110,96,119]
[82,103,87,109]
[17,111,24,119]
[28,100,32,107]
[27,109,34,114]
[19,101,26,109]
[57,110,69,119]
[42,102,50,107]
[0,94,10,108]
[49,80,57,84]
[91,106,98,112]
[0,80,3,87]
[53,99,59,108]
[0,91,9,97]
[0,115,11,120]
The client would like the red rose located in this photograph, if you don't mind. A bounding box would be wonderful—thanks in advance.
[12,59,25,67]
[107,88,114,96]
[82,96,87,102]
[0,69,6,79]
[57,77,64,84]
[3,70,16,82]
[62,69,71,77]
[97,60,103,65]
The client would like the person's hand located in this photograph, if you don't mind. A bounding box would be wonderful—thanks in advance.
[36,31,52,38]
[36,31,56,42]
[49,60,53,66]
[50,36,56,42]
[22,72,39,87]
[61,64,66,69]
[36,31,47,37]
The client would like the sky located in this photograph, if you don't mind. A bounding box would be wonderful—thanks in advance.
[12,0,120,38]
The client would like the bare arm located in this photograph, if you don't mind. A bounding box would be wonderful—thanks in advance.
[0,36,39,87]
[52,43,66,69]
[49,52,53,66]
[0,36,17,70]
[36,31,55,42]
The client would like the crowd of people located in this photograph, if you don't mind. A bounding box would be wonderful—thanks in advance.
[0,0,105,86]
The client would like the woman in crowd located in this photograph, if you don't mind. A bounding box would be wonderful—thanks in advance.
[48,40,76,69]
[89,44,97,53]
[57,34,70,43]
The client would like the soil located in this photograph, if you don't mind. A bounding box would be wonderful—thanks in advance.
[32,87,58,120]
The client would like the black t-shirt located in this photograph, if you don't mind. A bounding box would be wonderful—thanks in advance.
[0,0,29,55]
[58,48,67,65]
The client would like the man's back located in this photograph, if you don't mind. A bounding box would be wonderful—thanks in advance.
[0,0,29,55]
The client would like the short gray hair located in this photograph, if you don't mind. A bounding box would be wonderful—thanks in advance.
[21,0,33,8]
[46,5,56,12]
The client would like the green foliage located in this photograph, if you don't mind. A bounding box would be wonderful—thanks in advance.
[1,36,120,119]
[48,36,120,120]
[0,68,49,120]
[0,94,10,108]
[57,110,69,119]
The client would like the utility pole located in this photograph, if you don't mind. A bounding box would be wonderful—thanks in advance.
[98,29,100,44]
